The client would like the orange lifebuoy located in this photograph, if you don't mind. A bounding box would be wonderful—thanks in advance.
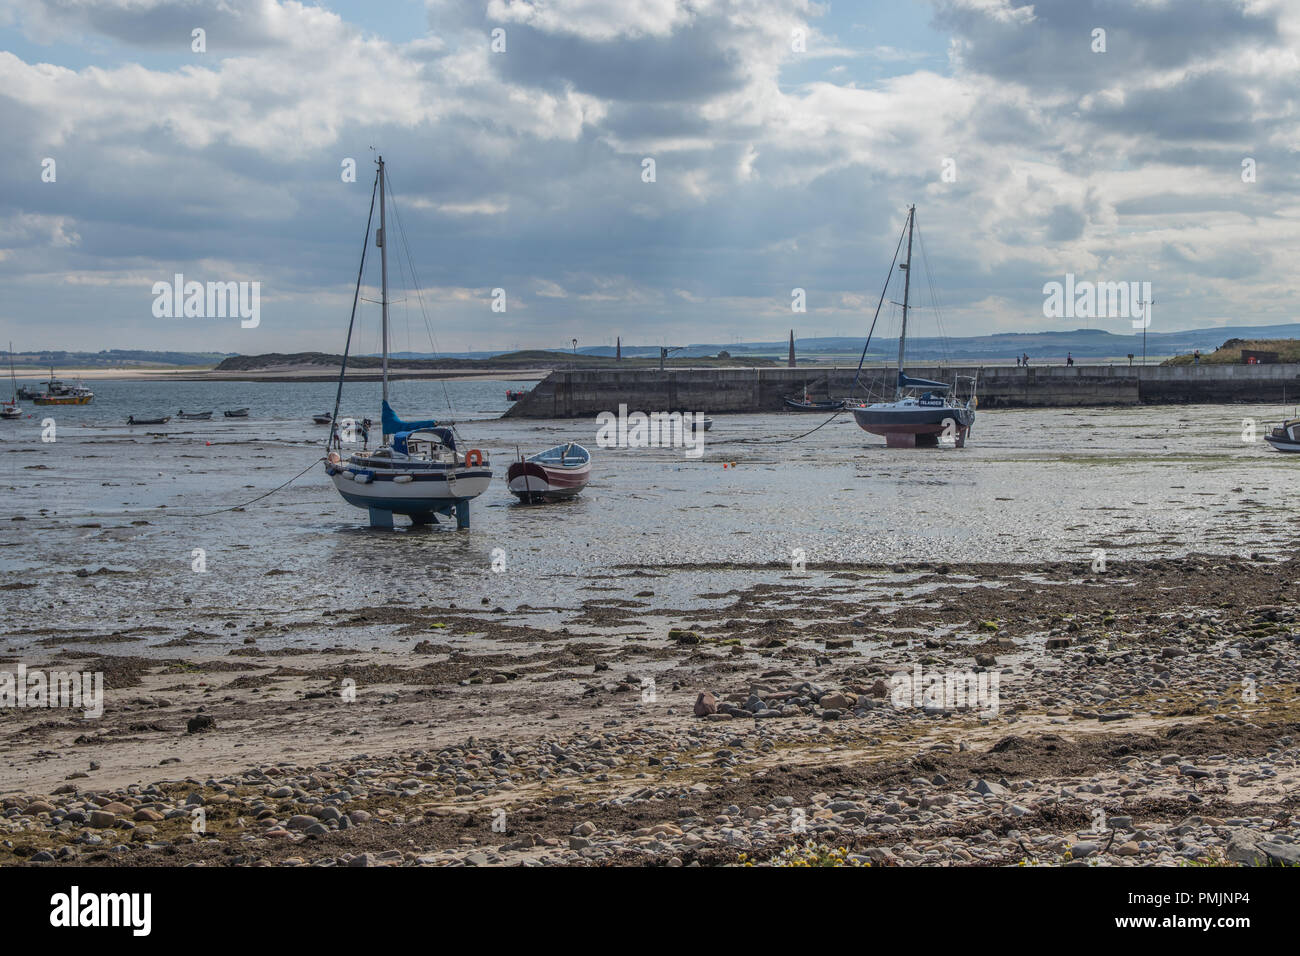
[465,448,484,467]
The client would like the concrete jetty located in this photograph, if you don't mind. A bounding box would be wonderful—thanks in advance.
[503,363,1300,417]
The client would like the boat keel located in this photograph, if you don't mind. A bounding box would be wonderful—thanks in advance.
[358,501,471,529]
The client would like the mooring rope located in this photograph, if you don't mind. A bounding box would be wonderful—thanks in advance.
[160,456,324,519]
[703,407,847,447]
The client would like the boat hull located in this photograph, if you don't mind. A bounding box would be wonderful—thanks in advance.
[852,405,974,448]
[33,395,91,405]
[327,462,492,527]
[506,460,590,502]
[1265,435,1300,453]
[784,399,846,412]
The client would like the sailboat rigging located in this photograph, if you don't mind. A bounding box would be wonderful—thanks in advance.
[2,343,22,419]
[323,156,492,528]
[850,205,977,448]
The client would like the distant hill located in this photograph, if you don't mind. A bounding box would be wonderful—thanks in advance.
[1164,338,1300,366]
[214,350,777,372]
[5,349,230,368]
[382,323,1300,363]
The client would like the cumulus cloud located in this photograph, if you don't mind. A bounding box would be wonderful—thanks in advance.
[1,0,1299,351]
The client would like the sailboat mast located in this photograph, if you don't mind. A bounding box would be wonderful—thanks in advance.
[896,204,915,399]
[379,156,387,408]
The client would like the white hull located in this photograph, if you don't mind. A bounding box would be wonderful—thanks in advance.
[327,457,493,528]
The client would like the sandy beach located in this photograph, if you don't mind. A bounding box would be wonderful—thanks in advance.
[2,551,1297,867]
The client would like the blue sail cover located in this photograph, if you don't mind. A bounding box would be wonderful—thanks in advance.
[898,371,952,390]
[391,428,456,453]
[382,399,440,435]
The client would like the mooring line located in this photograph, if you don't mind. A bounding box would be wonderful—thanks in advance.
[704,408,846,447]
[160,457,324,519]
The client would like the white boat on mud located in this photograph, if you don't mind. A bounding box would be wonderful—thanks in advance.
[323,156,491,529]
[848,205,976,448]
[1265,418,1300,452]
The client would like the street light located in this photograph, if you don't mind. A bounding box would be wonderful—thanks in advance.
[1137,297,1155,366]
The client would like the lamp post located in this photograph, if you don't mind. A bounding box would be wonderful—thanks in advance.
[1137,297,1155,366]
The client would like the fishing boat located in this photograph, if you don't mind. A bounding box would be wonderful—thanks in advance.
[323,156,492,529]
[33,385,93,405]
[127,415,171,426]
[507,443,591,503]
[2,344,22,419]
[312,412,333,425]
[785,397,846,411]
[1265,419,1300,452]
[690,416,713,432]
[32,367,93,405]
[784,386,846,412]
[19,372,68,400]
[850,205,976,448]
[223,408,250,418]
[176,410,213,421]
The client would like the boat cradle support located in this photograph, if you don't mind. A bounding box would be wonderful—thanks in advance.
[366,501,471,530]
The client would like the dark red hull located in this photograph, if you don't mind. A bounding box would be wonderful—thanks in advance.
[506,460,590,502]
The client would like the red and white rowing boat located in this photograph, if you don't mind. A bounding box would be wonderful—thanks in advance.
[506,442,591,503]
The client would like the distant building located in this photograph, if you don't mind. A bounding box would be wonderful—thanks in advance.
[1241,349,1279,364]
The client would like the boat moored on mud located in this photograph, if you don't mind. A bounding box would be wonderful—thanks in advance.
[507,442,591,503]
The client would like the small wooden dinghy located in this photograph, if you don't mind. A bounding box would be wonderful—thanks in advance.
[176,410,212,421]
[223,408,250,418]
[506,442,591,503]
[127,415,171,425]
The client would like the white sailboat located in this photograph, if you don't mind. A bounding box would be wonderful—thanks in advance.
[323,156,492,529]
[849,205,977,448]
[2,344,22,419]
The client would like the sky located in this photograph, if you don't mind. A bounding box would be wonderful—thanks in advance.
[0,0,1297,355]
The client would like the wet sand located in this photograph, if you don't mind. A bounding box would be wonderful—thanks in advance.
[2,553,1298,866]
[3,402,1299,865]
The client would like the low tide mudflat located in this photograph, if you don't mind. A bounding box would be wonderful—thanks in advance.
[2,392,1299,866]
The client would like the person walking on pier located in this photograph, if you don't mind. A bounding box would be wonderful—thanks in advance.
[1066,352,1074,367]
[1194,349,1201,365]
